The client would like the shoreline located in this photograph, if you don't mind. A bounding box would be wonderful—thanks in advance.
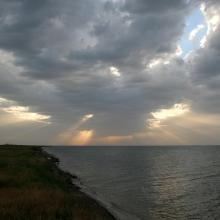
[44,147,141,220]
[41,147,118,220]
[0,145,116,220]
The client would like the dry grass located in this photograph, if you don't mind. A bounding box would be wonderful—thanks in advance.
[0,145,115,220]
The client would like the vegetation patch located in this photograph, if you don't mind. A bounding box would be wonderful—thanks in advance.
[0,145,115,220]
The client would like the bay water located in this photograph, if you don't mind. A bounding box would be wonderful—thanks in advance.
[45,146,220,220]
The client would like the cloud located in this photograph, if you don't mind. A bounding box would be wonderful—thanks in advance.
[0,0,190,81]
[0,0,220,144]
[0,96,50,124]
[148,103,190,129]
[189,24,204,41]
[58,129,94,146]
[147,45,183,69]
[199,2,220,47]
[189,2,220,114]
[110,66,121,77]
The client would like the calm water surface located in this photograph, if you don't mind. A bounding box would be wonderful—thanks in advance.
[45,146,220,220]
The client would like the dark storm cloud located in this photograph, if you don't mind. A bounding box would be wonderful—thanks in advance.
[188,0,220,114]
[191,32,220,83]
[122,0,188,13]
[0,0,190,80]
[0,0,98,79]
[0,0,220,143]
[71,0,190,70]
[0,0,192,135]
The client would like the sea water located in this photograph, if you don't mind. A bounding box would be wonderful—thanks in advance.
[45,146,220,220]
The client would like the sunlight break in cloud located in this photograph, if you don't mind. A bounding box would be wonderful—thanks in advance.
[189,24,204,41]
[200,3,220,48]
[0,97,11,105]
[82,114,94,122]
[70,130,94,146]
[0,96,50,124]
[73,114,94,129]
[58,129,94,146]
[110,66,121,77]
[56,114,94,145]
[70,114,93,130]
[3,106,50,123]
[148,103,190,129]
[147,45,182,69]
[148,59,161,69]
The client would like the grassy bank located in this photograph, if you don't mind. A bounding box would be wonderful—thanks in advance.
[0,145,116,220]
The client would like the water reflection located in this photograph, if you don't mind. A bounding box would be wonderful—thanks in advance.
[46,146,220,220]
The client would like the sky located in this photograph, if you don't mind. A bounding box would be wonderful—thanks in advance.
[0,0,220,146]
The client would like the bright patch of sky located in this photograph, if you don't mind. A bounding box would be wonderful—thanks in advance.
[148,103,190,129]
[110,66,121,77]
[179,6,207,57]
